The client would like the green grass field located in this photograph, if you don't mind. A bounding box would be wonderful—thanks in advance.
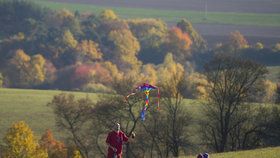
[29,0,280,27]
[184,147,280,158]
[0,88,99,142]
[0,88,199,143]
[267,66,280,82]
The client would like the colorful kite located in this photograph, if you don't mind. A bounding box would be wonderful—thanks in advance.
[126,83,160,121]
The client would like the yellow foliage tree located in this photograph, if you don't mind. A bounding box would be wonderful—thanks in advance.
[3,121,48,158]
[72,150,82,158]
[10,50,46,87]
[76,40,103,61]
[141,64,158,85]
[31,54,46,84]
[158,53,185,96]
[254,42,264,50]
[102,61,123,81]
[100,9,118,20]
[262,80,277,102]
[63,30,77,48]
[10,49,32,87]
[57,9,74,19]
[186,72,209,99]
[108,29,141,71]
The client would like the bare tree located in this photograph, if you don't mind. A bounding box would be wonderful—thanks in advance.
[158,71,193,157]
[48,93,94,158]
[200,54,267,152]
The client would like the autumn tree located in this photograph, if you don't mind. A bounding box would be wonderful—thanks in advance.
[156,54,192,157]
[75,40,103,62]
[134,53,193,157]
[3,121,48,158]
[63,29,78,49]
[229,31,249,51]
[140,64,158,85]
[177,19,207,51]
[99,9,118,20]
[272,42,280,52]
[164,27,192,63]
[31,54,46,85]
[185,72,209,99]
[128,19,168,63]
[107,29,141,72]
[9,49,32,87]
[157,53,185,86]
[48,93,95,158]
[260,80,277,103]
[254,42,264,50]
[40,129,67,158]
[8,49,46,87]
[49,9,82,36]
[200,55,267,152]
[72,150,82,158]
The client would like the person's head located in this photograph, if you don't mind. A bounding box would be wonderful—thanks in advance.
[113,122,120,132]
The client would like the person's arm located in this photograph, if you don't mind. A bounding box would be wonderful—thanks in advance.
[122,131,135,143]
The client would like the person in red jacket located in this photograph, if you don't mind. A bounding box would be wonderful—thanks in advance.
[106,122,135,158]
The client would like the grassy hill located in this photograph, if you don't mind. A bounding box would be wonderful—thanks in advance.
[0,88,99,142]
[184,147,280,158]
[0,88,199,142]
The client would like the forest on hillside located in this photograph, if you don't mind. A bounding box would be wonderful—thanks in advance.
[0,1,280,95]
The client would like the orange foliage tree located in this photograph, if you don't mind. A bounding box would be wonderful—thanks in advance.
[40,129,67,158]
[165,27,192,63]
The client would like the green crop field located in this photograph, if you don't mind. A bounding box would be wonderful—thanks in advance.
[29,0,280,27]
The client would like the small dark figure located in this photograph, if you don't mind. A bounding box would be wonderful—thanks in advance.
[203,153,209,158]
[197,152,209,158]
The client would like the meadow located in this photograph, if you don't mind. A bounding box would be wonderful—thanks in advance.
[0,88,99,141]
[184,147,280,158]
[267,66,280,82]
[0,88,199,141]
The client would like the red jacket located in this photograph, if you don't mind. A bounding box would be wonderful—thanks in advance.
[106,131,128,158]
